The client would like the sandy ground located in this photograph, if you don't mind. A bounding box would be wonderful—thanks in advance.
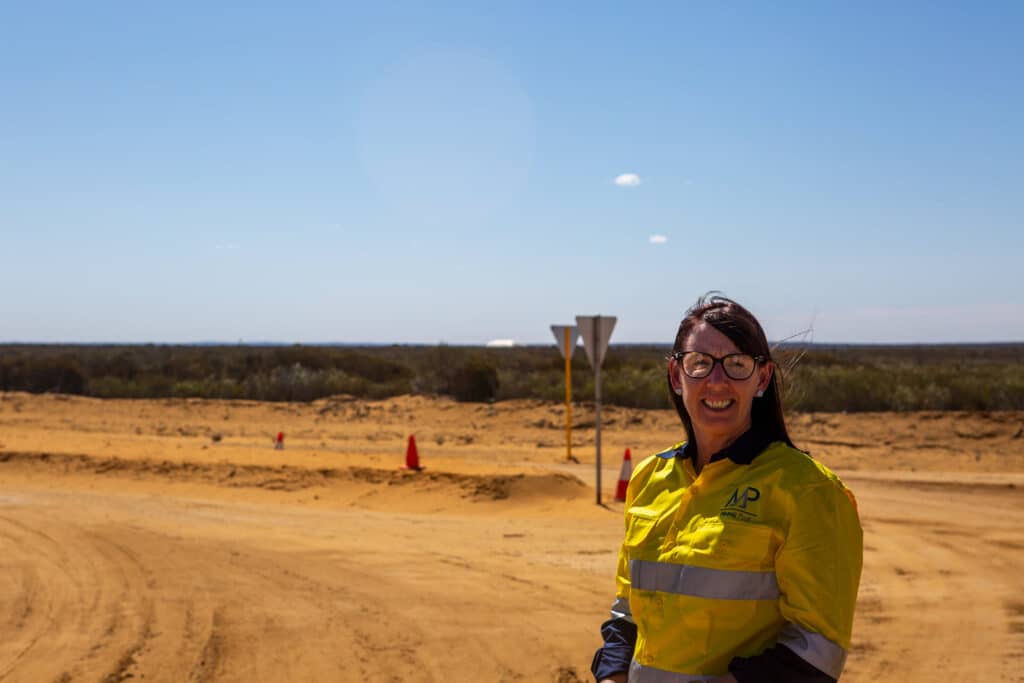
[0,392,1022,682]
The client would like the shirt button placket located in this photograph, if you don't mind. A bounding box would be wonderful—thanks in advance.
[661,478,700,555]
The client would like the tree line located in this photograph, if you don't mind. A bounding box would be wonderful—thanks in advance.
[1,342,1022,412]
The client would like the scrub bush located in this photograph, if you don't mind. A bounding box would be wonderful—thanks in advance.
[450,357,499,402]
[1,342,1022,411]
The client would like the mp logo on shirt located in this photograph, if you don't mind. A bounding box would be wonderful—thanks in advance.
[724,486,760,510]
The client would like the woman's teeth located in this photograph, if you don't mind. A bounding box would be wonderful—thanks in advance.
[702,399,734,410]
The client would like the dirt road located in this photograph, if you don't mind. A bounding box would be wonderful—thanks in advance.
[0,393,1022,682]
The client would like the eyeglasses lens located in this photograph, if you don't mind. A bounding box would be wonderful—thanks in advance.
[723,355,755,379]
[682,353,713,377]
[682,352,755,380]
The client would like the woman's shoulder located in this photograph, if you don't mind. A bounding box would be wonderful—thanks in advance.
[632,441,686,476]
[756,442,861,522]
[756,441,852,492]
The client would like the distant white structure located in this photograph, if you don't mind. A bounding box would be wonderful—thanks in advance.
[485,339,517,348]
[614,173,641,187]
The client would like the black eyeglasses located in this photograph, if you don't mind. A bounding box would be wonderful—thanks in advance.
[669,351,765,380]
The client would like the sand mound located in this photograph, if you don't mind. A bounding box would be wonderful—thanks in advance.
[0,450,588,505]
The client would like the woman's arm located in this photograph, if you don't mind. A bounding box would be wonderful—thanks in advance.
[728,478,862,682]
[591,614,635,681]
[593,475,641,682]
[729,643,838,682]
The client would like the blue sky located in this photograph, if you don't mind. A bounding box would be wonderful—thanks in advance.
[2,2,1021,344]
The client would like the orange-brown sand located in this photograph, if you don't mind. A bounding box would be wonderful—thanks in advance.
[0,392,1022,682]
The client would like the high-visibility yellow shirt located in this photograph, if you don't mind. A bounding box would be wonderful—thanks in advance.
[611,439,862,682]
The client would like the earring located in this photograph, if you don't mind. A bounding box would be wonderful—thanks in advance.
[755,389,764,397]
[674,387,683,395]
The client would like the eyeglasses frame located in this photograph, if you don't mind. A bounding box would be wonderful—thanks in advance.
[668,350,767,381]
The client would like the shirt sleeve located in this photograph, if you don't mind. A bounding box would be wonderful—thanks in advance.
[757,478,863,679]
[591,616,636,681]
[591,476,641,681]
[728,642,837,682]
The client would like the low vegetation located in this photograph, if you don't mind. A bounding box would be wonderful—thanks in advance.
[1,343,1022,412]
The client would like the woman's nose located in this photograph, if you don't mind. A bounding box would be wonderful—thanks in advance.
[706,361,729,383]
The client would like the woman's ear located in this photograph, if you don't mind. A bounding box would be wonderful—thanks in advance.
[668,358,683,395]
[757,361,774,394]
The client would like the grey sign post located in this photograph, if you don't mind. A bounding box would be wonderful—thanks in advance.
[575,315,617,505]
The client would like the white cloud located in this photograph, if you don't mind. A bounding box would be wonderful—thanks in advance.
[649,234,668,244]
[614,173,641,187]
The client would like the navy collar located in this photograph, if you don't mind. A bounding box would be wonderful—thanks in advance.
[680,424,774,467]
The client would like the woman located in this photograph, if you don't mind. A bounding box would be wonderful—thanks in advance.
[592,295,862,683]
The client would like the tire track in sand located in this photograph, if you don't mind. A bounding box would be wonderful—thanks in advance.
[843,479,1024,682]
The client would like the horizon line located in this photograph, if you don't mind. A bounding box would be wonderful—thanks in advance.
[2,340,1023,348]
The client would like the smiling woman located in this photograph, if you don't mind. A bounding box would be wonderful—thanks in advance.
[592,294,863,683]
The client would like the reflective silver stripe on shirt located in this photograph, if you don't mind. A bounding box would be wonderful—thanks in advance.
[778,622,848,678]
[610,596,634,623]
[629,559,781,601]
[628,660,717,682]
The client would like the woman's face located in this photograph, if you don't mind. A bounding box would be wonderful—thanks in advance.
[670,321,773,445]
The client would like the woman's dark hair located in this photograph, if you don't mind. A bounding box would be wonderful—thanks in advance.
[668,293,794,449]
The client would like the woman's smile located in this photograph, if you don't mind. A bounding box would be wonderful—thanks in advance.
[700,398,735,411]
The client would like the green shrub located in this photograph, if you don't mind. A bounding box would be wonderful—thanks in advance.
[2,342,1022,410]
[450,357,500,402]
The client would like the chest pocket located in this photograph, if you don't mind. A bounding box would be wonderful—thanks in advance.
[624,508,662,551]
[675,518,778,571]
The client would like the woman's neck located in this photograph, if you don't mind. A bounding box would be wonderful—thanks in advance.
[692,426,750,473]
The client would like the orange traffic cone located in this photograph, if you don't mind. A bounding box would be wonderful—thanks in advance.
[614,448,632,502]
[405,435,423,471]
